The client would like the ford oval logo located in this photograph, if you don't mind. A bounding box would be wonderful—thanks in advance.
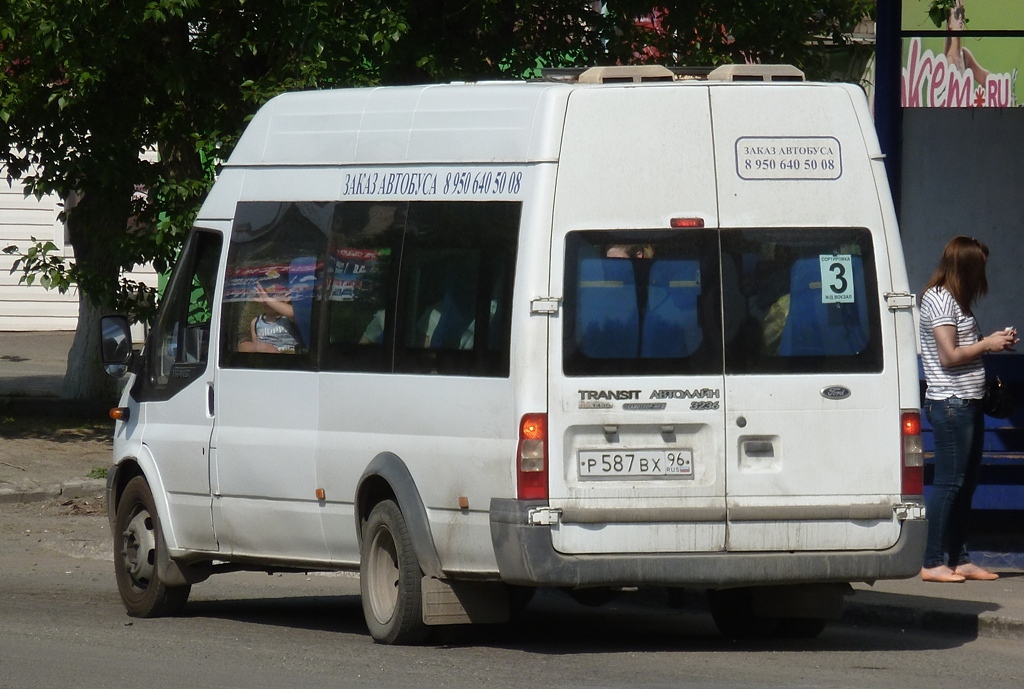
[821,385,851,400]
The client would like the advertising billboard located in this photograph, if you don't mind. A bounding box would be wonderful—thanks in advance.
[902,0,1024,107]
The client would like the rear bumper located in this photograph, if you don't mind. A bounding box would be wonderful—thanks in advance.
[489,498,927,588]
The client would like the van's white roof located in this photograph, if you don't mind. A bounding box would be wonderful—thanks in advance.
[225,82,584,167]
[226,78,855,168]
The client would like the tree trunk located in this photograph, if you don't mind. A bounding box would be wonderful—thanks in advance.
[60,296,118,401]
[61,180,133,402]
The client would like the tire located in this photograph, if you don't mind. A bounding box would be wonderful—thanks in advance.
[776,616,828,639]
[360,500,428,645]
[707,588,779,640]
[113,476,191,617]
[506,584,537,619]
[564,587,622,608]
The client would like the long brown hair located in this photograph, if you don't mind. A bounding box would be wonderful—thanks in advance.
[923,235,989,311]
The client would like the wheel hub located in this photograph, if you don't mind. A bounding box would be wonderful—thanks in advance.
[122,509,156,587]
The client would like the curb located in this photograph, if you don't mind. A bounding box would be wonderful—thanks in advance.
[843,597,1024,641]
[0,478,106,505]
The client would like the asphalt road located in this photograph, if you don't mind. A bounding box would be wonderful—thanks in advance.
[3,499,1024,689]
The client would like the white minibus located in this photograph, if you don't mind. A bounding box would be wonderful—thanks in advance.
[101,64,926,644]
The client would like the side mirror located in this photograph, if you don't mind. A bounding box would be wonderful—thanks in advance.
[100,315,134,378]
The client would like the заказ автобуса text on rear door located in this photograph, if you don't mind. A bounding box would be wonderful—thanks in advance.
[712,84,904,555]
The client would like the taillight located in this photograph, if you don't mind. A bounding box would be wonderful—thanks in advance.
[517,413,548,500]
[901,410,924,498]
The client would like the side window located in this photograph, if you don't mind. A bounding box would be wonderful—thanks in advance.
[219,202,329,370]
[322,201,519,377]
[133,230,222,403]
[563,230,721,377]
[721,227,882,374]
[321,203,404,373]
[393,202,520,376]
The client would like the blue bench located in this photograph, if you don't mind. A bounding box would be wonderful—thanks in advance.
[920,355,1024,513]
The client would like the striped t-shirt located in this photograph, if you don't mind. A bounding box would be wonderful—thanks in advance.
[919,286,985,400]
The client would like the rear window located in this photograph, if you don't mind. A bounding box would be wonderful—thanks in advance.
[562,227,882,377]
[721,227,882,374]
[562,229,722,376]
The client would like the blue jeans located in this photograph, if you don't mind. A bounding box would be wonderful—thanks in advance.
[923,396,985,568]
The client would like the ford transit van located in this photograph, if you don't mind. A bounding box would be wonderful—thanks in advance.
[101,64,926,644]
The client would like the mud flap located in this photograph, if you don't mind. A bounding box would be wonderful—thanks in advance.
[156,522,212,586]
[421,577,510,626]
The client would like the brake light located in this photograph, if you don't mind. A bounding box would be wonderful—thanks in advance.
[901,410,924,497]
[517,413,548,500]
[669,217,705,228]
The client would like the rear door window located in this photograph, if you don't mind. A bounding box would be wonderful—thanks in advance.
[721,227,882,374]
[562,229,722,377]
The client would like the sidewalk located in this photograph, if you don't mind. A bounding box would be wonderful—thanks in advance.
[0,330,111,417]
[0,330,74,398]
[1,330,1023,641]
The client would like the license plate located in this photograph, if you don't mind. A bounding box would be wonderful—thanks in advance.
[577,449,693,478]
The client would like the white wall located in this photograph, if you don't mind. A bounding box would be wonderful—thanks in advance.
[1,170,158,332]
[0,174,78,331]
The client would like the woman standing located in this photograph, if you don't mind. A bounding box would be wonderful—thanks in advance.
[919,236,1017,583]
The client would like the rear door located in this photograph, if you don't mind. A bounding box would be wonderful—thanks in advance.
[549,229,727,554]
[711,83,904,552]
[546,85,727,555]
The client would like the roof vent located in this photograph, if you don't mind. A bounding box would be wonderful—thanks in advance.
[577,65,675,84]
[707,64,805,82]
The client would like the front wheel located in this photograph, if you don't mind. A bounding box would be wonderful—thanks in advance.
[360,500,428,645]
[113,476,190,617]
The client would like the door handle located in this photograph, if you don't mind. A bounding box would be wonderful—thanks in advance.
[742,440,775,458]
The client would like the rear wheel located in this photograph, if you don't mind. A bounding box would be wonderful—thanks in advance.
[564,587,622,608]
[113,476,190,617]
[776,616,828,639]
[507,584,537,619]
[707,588,779,639]
[707,588,830,640]
[360,500,428,645]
